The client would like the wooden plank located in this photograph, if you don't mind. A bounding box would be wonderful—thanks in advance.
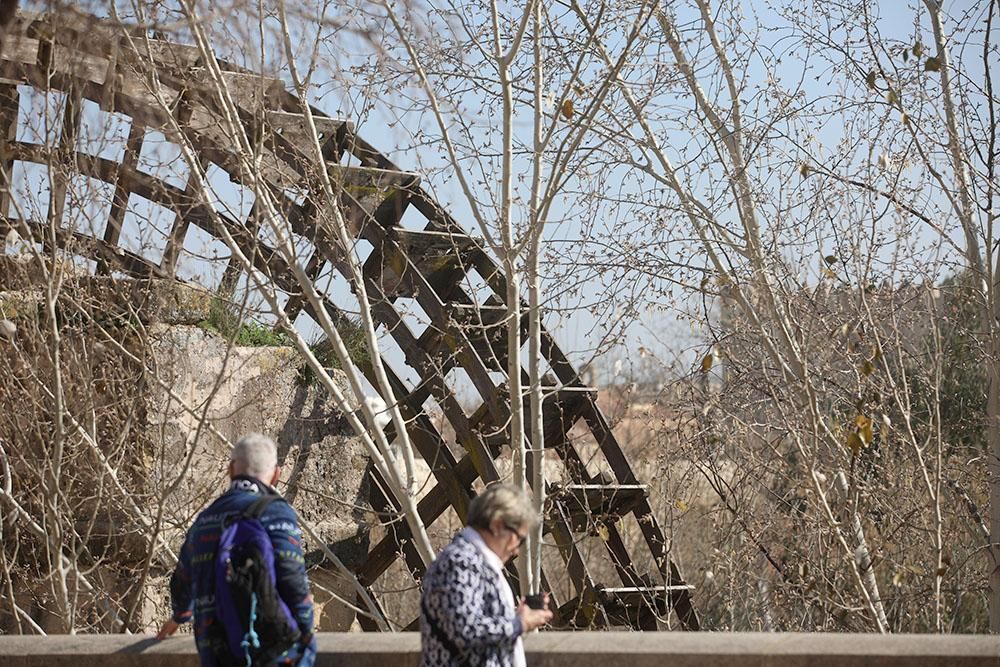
[415,302,511,372]
[281,249,324,323]
[576,396,699,628]
[330,165,417,237]
[363,466,427,591]
[540,328,591,387]
[158,92,196,275]
[0,30,40,66]
[551,484,647,532]
[0,82,19,228]
[409,187,507,296]
[600,523,646,590]
[130,39,202,74]
[341,129,397,171]
[363,227,483,302]
[578,397,639,485]
[100,118,142,269]
[357,452,481,585]
[547,501,599,626]
[353,589,390,633]
[43,84,84,252]
[15,217,164,278]
[369,300,502,482]
[264,110,346,166]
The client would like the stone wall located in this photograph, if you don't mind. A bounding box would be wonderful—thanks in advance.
[1,632,999,667]
[0,264,371,633]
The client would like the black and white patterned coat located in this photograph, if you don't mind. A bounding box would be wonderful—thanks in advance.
[420,531,523,667]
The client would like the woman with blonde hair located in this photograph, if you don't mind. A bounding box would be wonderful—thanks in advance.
[420,483,553,667]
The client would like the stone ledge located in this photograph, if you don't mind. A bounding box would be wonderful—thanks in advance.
[0,632,998,666]
[0,276,214,326]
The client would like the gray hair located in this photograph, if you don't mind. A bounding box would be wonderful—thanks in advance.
[467,483,537,531]
[231,433,278,479]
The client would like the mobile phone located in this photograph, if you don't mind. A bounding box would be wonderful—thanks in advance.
[525,593,546,610]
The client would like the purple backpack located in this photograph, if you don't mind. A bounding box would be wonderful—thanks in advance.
[213,495,301,666]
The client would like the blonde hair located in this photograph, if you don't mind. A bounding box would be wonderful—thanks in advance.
[467,483,536,531]
[231,433,278,479]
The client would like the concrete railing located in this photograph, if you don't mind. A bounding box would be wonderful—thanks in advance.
[1,632,999,666]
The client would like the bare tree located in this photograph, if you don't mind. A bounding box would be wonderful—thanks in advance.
[564,0,997,632]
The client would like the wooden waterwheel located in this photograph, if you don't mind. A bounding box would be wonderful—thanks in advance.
[0,10,698,631]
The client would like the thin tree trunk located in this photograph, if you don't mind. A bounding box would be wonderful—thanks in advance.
[524,0,546,597]
[489,0,532,592]
[989,326,1000,632]
[922,0,997,631]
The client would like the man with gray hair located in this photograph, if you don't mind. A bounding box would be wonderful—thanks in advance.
[157,433,317,666]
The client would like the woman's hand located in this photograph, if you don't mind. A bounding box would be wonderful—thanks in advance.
[517,592,553,632]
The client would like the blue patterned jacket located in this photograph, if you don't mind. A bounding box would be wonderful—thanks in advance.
[168,476,317,666]
[420,530,523,667]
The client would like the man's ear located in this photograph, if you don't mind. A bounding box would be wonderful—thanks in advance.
[227,461,236,480]
[270,465,281,487]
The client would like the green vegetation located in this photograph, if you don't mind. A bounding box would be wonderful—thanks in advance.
[198,297,293,347]
[234,322,294,347]
[298,316,370,385]
[907,271,987,453]
[198,296,371,384]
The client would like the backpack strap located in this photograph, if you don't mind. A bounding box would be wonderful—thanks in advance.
[221,495,282,530]
[243,494,281,520]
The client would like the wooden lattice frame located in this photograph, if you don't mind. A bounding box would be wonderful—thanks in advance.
[0,11,699,631]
